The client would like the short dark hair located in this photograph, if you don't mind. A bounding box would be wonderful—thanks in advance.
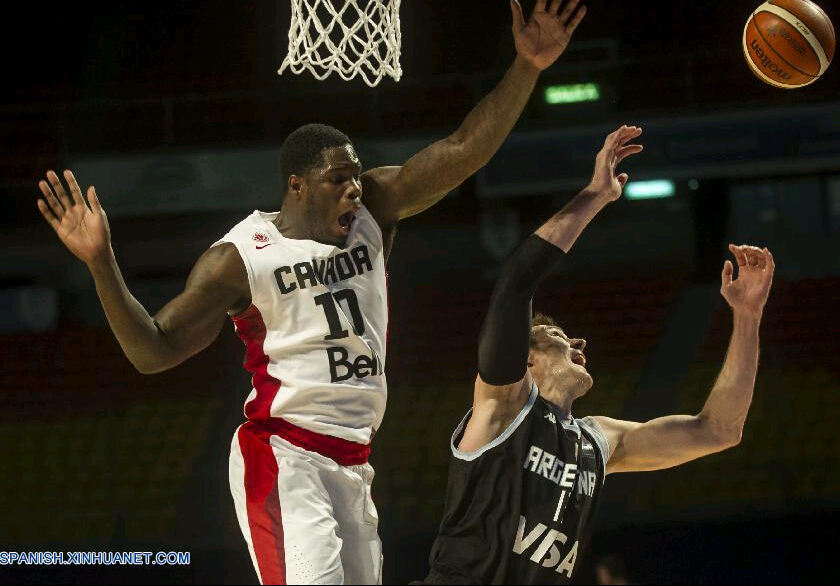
[532,312,558,328]
[279,123,353,181]
[596,553,629,578]
[530,311,559,347]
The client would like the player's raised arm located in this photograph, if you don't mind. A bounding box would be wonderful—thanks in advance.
[361,0,587,227]
[37,170,250,374]
[595,245,775,474]
[474,126,642,400]
[459,126,642,450]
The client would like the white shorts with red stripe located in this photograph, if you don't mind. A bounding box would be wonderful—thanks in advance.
[229,421,382,585]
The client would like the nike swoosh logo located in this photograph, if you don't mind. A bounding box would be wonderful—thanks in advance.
[255,244,273,249]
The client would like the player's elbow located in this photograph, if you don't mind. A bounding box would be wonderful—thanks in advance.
[699,414,743,451]
[446,130,468,154]
[131,322,193,374]
[446,132,491,170]
[133,359,164,375]
[718,429,742,449]
[130,352,174,375]
[712,424,743,450]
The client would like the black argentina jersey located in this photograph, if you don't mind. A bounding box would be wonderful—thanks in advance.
[427,384,609,584]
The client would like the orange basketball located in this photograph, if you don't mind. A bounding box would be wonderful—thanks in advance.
[743,0,836,88]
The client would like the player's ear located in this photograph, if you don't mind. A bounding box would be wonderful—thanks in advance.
[288,174,305,199]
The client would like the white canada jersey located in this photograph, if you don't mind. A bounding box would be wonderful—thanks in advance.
[213,205,388,444]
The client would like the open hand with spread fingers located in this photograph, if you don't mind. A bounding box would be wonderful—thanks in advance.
[721,244,775,319]
[587,125,644,201]
[510,0,587,71]
[36,170,111,267]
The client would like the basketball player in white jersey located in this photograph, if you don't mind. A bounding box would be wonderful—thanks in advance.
[35,1,588,583]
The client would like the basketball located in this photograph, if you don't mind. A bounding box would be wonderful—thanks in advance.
[743,0,836,88]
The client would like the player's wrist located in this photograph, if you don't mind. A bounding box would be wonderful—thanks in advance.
[731,308,763,327]
[85,246,117,275]
[580,184,615,206]
[511,53,542,78]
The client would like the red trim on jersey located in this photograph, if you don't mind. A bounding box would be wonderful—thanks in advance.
[232,305,282,421]
[231,304,371,466]
[257,416,370,466]
[238,422,286,584]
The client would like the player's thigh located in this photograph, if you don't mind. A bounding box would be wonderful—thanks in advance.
[230,427,346,584]
[274,440,348,584]
[334,463,383,585]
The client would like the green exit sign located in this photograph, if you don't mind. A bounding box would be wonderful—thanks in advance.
[543,83,601,105]
[625,180,675,200]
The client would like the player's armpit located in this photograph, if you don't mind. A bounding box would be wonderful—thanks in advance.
[360,166,400,226]
[361,162,455,226]
[360,134,473,225]
[457,374,532,452]
[357,168,400,260]
[474,372,532,405]
[593,414,740,475]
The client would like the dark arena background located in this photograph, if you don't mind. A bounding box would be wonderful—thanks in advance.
[2,0,839,583]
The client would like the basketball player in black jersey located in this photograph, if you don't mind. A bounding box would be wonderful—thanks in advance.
[422,125,775,584]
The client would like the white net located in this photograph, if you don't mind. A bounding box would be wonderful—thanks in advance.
[278,0,402,87]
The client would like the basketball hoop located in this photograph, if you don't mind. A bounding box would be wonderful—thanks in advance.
[278,0,402,87]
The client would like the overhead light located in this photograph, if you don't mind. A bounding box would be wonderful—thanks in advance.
[543,83,601,105]
[625,180,675,200]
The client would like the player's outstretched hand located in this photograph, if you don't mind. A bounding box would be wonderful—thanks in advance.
[721,244,775,319]
[37,170,112,267]
[510,0,587,71]
[587,125,644,202]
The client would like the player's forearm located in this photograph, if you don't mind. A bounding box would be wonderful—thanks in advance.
[385,57,541,221]
[407,54,539,209]
[454,54,538,163]
[87,253,172,374]
[698,312,762,444]
[477,188,608,384]
[450,55,539,170]
[534,188,611,252]
[478,235,565,385]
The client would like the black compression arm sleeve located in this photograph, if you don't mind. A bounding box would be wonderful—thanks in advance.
[477,235,566,386]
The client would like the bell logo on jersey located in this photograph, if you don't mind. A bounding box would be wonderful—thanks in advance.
[512,515,579,577]
[328,343,383,382]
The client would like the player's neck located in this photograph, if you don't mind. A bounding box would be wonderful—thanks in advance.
[535,377,575,420]
[274,207,313,241]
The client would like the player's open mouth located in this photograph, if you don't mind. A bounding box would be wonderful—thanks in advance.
[338,212,355,232]
[571,352,586,366]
